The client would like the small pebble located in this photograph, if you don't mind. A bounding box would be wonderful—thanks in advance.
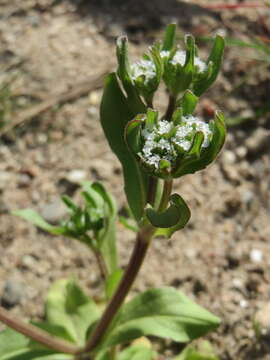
[235,146,247,159]
[66,169,87,184]
[250,249,263,263]
[40,199,67,224]
[222,150,236,165]
[1,279,24,308]
[254,303,270,336]
[240,299,248,309]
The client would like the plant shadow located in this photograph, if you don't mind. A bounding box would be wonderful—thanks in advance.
[66,0,221,42]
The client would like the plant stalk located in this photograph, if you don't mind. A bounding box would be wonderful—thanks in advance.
[82,224,155,354]
[0,307,80,355]
[147,176,158,206]
[165,95,176,120]
[158,179,173,212]
[93,248,108,280]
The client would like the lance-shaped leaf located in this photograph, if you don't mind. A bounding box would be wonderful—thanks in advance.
[116,36,145,113]
[88,182,118,274]
[164,35,195,96]
[125,117,143,154]
[180,90,198,116]
[145,193,190,237]
[188,132,204,159]
[100,72,148,221]
[193,35,225,96]
[12,209,66,236]
[102,287,220,348]
[162,23,177,51]
[174,111,226,178]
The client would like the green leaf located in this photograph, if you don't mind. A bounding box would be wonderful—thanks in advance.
[145,201,181,228]
[90,182,118,273]
[1,350,72,360]
[174,111,226,178]
[118,345,156,360]
[103,287,220,348]
[12,209,65,235]
[45,279,100,346]
[119,216,138,232]
[193,35,225,96]
[162,23,177,51]
[147,194,191,238]
[181,90,198,115]
[116,37,146,113]
[173,341,219,360]
[188,132,204,159]
[100,72,148,222]
[31,323,74,344]
[105,268,123,299]
[0,328,72,360]
[0,328,30,359]
[125,118,143,154]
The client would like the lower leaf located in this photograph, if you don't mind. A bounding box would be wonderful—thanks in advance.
[102,287,220,348]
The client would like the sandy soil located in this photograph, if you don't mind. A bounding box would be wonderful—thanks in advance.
[0,1,270,359]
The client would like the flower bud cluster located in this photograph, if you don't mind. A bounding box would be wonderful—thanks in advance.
[130,59,156,85]
[160,50,207,73]
[139,116,213,170]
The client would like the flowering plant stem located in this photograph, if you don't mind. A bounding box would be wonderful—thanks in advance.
[83,225,155,354]
[82,180,173,355]
[165,95,176,120]
[0,307,80,355]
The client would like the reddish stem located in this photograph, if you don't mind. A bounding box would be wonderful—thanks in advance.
[202,2,268,9]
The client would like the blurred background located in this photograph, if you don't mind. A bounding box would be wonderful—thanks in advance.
[0,1,269,359]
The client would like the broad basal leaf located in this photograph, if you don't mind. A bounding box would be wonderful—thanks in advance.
[118,345,156,360]
[103,287,220,348]
[0,328,72,360]
[45,279,100,345]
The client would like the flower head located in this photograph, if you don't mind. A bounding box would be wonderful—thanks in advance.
[130,59,157,85]
[125,107,225,179]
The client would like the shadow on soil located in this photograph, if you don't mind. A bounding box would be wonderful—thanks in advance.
[66,0,220,41]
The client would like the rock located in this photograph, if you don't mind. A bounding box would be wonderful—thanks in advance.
[235,146,247,159]
[254,303,270,336]
[0,171,12,190]
[88,91,101,106]
[250,249,263,263]
[66,169,87,184]
[20,255,37,270]
[222,164,240,184]
[17,173,32,188]
[222,150,236,165]
[1,279,24,308]
[40,198,67,224]
[240,189,254,205]
[245,128,269,154]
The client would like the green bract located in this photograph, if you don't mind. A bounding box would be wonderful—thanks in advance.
[161,23,225,97]
[125,107,226,180]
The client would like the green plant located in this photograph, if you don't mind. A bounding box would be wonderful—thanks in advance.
[0,24,225,360]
